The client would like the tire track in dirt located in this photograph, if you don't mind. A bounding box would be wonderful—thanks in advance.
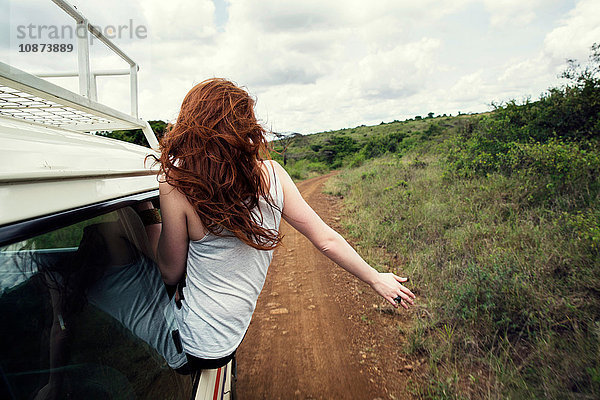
[236,172,422,400]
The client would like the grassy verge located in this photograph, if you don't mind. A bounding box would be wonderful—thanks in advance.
[325,153,600,398]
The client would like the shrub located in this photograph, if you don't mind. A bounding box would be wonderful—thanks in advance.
[501,139,600,206]
[447,137,600,207]
[317,135,359,165]
[360,131,407,159]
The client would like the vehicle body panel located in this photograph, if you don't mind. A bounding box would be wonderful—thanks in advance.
[0,118,159,226]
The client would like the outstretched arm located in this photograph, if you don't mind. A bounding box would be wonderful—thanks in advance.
[272,161,415,308]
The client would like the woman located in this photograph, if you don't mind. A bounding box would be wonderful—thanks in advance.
[149,78,415,370]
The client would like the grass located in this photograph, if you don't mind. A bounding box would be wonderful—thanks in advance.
[324,149,600,398]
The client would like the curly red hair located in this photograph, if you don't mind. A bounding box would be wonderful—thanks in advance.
[158,78,281,250]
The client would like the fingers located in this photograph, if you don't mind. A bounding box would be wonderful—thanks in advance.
[394,274,416,299]
[386,296,399,308]
[395,292,415,306]
[393,296,409,310]
[376,273,416,310]
[385,293,412,309]
[399,299,409,310]
[392,275,415,307]
[401,285,416,299]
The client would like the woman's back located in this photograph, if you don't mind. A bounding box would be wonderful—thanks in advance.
[151,78,415,369]
[176,161,283,359]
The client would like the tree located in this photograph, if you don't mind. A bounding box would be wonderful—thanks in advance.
[273,131,301,165]
[317,135,358,165]
[148,120,168,140]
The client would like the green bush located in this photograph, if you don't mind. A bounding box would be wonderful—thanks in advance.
[502,139,600,206]
[360,131,408,159]
[446,45,600,184]
[317,135,359,165]
[421,123,443,139]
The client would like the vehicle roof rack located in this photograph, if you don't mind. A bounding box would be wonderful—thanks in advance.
[0,0,158,149]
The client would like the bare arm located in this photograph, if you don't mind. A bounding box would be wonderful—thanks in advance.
[156,180,190,285]
[272,161,415,308]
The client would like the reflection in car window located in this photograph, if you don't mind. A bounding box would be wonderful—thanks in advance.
[0,205,191,399]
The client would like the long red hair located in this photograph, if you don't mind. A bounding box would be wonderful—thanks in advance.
[158,78,281,250]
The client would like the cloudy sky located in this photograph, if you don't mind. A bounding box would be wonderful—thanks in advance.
[2,0,599,133]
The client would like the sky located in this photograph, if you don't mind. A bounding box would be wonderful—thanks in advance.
[1,0,599,134]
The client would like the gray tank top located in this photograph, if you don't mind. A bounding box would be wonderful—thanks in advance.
[175,161,283,359]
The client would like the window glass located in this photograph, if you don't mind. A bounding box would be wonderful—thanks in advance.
[0,204,192,399]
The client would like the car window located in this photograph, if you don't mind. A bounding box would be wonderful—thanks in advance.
[0,203,192,399]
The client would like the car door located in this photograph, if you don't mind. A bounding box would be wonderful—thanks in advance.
[0,194,193,400]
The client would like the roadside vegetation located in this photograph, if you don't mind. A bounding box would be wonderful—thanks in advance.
[321,45,600,398]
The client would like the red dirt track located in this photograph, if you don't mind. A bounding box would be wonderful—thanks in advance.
[236,173,422,400]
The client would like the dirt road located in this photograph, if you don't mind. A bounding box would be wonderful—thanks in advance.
[236,173,422,400]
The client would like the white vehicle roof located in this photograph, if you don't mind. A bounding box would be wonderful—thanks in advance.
[0,0,161,228]
[0,118,159,226]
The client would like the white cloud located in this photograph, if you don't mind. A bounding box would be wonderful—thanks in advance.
[351,38,441,100]
[483,0,542,28]
[448,71,488,103]
[130,0,600,131]
[497,53,563,97]
[489,0,600,106]
[5,0,598,134]
[141,0,216,40]
[544,0,600,61]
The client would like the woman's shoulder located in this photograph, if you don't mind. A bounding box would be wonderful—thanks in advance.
[261,158,279,169]
[158,178,194,214]
[158,178,183,199]
[261,159,286,177]
[259,160,285,203]
[259,159,280,181]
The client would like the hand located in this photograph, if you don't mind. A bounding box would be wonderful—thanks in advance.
[370,273,416,309]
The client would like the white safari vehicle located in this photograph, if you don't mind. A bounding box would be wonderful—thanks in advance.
[0,1,234,399]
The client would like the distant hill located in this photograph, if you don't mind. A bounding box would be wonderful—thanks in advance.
[271,113,481,179]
